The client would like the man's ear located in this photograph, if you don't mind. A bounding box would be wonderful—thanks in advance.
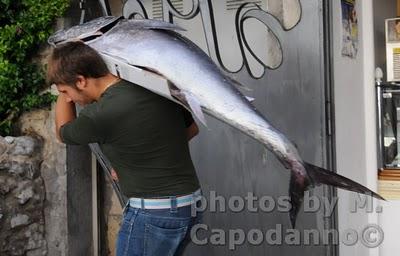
[75,75,87,90]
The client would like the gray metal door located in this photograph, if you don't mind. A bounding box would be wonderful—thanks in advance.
[103,0,335,255]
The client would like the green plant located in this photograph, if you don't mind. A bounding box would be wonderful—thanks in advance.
[0,0,69,135]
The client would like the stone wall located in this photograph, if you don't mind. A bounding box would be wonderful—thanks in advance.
[0,135,47,256]
[18,108,68,256]
[0,107,68,256]
[100,173,123,256]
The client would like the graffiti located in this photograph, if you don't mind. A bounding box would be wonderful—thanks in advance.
[98,0,302,78]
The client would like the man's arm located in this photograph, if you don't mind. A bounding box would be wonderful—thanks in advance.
[181,106,199,141]
[186,121,199,141]
[55,94,76,143]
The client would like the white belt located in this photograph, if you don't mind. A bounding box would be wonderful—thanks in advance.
[127,189,202,209]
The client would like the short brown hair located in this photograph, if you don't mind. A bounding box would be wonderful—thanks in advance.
[46,41,109,86]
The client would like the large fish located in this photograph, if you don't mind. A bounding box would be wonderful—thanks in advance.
[49,16,384,227]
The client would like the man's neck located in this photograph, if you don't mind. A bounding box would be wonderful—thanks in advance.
[95,73,121,100]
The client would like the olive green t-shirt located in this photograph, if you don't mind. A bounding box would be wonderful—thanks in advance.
[60,80,200,198]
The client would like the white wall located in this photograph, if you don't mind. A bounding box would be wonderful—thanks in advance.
[332,0,380,255]
[378,200,400,255]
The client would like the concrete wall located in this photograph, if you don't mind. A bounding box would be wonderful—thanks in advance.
[378,200,400,255]
[332,0,380,255]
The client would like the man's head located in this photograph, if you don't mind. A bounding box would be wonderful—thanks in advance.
[47,41,110,105]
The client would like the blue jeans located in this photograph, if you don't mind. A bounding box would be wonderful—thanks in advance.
[116,201,202,256]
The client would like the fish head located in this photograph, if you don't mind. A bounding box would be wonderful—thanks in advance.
[48,16,123,46]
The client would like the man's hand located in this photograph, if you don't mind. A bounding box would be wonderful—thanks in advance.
[111,168,119,182]
[186,122,199,141]
[55,94,76,143]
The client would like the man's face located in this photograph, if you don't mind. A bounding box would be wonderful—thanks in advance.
[56,84,93,106]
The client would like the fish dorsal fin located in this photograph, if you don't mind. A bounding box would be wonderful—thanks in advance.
[48,16,123,45]
[119,19,186,32]
[168,83,207,127]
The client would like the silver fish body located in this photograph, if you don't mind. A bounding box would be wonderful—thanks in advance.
[88,20,305,175]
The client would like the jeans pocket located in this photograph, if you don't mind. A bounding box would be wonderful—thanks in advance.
[118,208,136,235]
[143,223,188,256]
[116,208,139,256]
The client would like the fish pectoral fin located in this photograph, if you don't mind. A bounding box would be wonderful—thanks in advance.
[304,162,386,201]
[167,83,208,128]
[183,91,208,128]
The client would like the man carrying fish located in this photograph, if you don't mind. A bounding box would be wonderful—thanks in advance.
[48,41,202,256]
[48,16,386,254]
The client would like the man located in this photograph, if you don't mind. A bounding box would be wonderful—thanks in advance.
[47,41,202,256]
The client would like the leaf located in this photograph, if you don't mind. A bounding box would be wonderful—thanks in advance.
[0,0,69,136]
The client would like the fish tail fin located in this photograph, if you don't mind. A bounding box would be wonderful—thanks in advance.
[288,173,307,228]
[304,162,385,201]
[289,162,385,228]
